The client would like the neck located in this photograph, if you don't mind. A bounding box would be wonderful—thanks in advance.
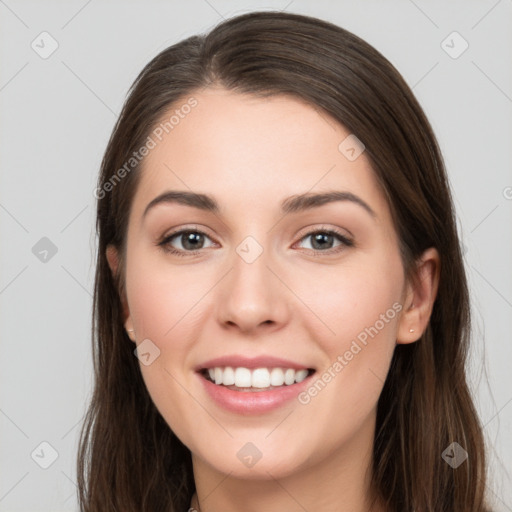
[189,416,384,512]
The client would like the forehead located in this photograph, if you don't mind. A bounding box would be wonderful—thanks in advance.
[130,88,390,225]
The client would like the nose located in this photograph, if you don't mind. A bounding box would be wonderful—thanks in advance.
[216,243,289,335]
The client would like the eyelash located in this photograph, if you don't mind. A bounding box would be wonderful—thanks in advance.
[157,226,354,258]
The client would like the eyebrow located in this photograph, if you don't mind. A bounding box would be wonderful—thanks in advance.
[142,190,376,219]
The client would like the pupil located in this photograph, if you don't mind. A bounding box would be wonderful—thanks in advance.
[183,232,203,250]
[312,233,332,250]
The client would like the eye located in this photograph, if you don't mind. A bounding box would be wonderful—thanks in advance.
[157,228,216,256]
[295,228,354,254]
[157,226,354,257]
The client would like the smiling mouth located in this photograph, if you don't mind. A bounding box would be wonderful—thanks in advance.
[200,366,316,392]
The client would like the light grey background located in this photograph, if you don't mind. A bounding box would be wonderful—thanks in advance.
[1,1,511,510]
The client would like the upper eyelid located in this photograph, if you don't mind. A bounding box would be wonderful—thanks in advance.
[295,223,353,239]
[163,226,216,242]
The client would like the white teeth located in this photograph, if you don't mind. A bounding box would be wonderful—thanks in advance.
[205,366,311,388]
[284,368,295,385]
[251,368,270,388]
[223,366,235,386]
[294,369,309,383]
[270,367,285,386]
[234,367,252,387]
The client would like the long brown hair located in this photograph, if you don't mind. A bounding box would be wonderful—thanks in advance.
[78,11,491,511]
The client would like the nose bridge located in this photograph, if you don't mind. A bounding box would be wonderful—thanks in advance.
[235,236,271,285]
[216,232,286,331]
[231,233,275,303]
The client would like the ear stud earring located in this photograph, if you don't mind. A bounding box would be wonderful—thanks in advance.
[409,328,415,333]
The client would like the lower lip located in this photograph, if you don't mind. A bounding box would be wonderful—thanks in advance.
[198,372,314,414]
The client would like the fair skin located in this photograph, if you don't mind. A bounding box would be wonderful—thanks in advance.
[107,88,439,512]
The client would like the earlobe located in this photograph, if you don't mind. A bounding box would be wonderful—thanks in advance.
[124,323,137,342]
[397,247,440,344]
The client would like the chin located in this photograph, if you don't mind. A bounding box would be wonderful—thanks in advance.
[190,436,318,481]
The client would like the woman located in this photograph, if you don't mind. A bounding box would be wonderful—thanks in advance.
[78,11,491,512]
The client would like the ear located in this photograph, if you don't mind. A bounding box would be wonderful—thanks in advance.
[397,247,440,344]
[106,244,136,342]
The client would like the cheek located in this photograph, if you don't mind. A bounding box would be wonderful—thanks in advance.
[294,253,403,417]
[125,249,213,341]
[124,249,220,395]
[300,253,404,352]
[124,255,213,436]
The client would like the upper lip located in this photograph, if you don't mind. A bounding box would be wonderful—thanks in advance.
[196,355,314,371]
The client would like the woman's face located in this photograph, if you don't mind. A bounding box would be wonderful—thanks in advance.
[111,88,415,479]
